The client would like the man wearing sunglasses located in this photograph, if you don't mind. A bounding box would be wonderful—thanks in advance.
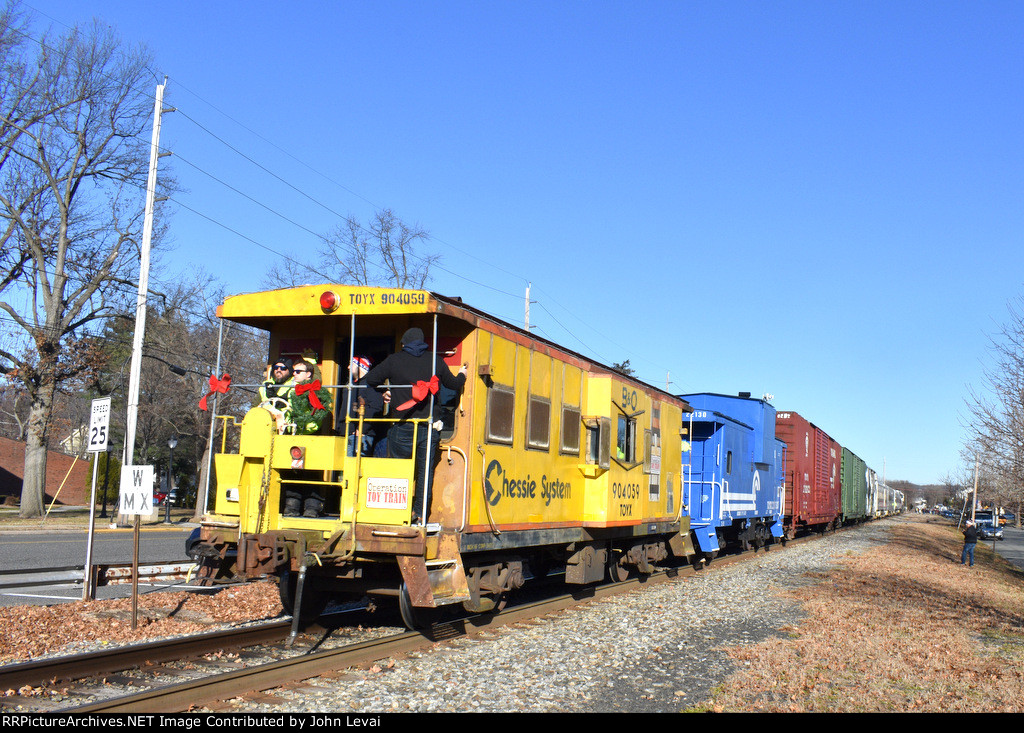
[259,358,294,433]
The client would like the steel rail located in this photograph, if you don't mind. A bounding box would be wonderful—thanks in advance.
[65,630,430,713]
[62,565,705,713]
[0,620,296,692]
[0,562,203,591]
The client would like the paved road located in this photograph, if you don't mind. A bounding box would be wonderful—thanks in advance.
[992,525,1024,570]
[0,524,202,607]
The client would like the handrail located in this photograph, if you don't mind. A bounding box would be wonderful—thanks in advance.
[477,445,501,536]
[685,475,722,523]
[441,445,469,532]
[216,414,242,453]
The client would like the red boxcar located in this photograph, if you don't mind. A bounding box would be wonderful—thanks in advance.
[775,411,842,538]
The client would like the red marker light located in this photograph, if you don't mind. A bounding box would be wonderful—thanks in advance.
[290,446,305,469]
[320,291,340,312]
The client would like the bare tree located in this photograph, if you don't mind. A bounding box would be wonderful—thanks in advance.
[91,270,266,516]
[962,295,1024,523]
[0,11,168,516]
[320,209,439,288]
[612,359,636,377]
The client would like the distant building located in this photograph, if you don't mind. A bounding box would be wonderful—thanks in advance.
[0,435,90,506]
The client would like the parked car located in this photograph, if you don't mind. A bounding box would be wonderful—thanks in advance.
[154,491,167,506]
[979,523,1004,541]
[186,527,202,560]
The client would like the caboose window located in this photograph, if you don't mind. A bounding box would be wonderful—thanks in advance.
[486,384,515,445]
[584,417,611,469]
[526,395,551,450]
[644,429,660,474]
[616,414,636,463]
[560,405,581,456]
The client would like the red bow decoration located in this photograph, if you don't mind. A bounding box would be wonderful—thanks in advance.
[296,380,324,410]
[397,375,439,411]
[199,373,231,411]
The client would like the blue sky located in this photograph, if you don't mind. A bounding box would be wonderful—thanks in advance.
[24,1,1024,486]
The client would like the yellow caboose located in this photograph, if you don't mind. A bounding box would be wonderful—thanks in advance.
[198,285,694,628]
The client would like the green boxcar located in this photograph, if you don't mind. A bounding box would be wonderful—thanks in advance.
[841,448,868,524]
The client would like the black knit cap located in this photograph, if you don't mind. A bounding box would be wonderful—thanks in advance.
[401,327,424,345]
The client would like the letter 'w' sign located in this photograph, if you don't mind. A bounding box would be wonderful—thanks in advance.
[119,465,154,516]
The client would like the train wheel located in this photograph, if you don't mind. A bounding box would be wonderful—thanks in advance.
[691,550,716,569]
[398,582,444,630]
[399,583,469,630]
[492,592,508,612]
[754,523,770,551]
[607,553,630,582]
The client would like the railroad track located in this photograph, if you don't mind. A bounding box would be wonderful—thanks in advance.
[0,562,206,592]
[0,606,395,713]
[8,582,657,713]
[2,531,827,713]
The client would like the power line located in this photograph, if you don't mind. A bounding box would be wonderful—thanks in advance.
[11,3,679,390]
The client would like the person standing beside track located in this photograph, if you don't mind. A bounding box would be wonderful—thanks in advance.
[363,327,467,523]
[961,520,979,567]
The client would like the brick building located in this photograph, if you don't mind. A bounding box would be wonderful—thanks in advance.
[0,435,91,506]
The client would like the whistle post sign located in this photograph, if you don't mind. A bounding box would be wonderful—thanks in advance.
[119,465,154,516]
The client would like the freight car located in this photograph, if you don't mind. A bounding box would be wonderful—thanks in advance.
[872,480,903,517]
[194,285,698,628]
[679,392,785,559]
[840,448,869,526]
[775,411,843,537]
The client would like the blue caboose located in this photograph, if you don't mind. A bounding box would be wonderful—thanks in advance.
[680,393,786,557]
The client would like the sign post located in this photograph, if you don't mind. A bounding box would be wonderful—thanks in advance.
[83,398,111,601]
[118,464,154,629]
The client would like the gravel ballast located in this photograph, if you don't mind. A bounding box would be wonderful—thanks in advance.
[221,520,894,713]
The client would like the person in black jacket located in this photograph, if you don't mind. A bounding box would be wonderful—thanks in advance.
[363,328,467,523]
[961,520,979,567]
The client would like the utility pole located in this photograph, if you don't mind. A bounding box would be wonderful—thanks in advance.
[118,79,170,525]
[972,455,979,523]
[525,282,536,330]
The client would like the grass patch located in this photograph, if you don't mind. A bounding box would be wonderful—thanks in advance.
[707,515,1024,712]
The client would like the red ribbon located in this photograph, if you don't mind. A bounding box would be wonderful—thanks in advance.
[199,373,231,411]
[296,380,324,410]
[397,375,439,411]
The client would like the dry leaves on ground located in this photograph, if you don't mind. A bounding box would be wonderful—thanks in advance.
[0,581,282,664]
[708,515,1024,713]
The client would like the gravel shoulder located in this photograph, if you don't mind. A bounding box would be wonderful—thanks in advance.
[224,519,900,713]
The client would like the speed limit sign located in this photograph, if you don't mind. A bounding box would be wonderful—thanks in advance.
[87,397,111,453]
